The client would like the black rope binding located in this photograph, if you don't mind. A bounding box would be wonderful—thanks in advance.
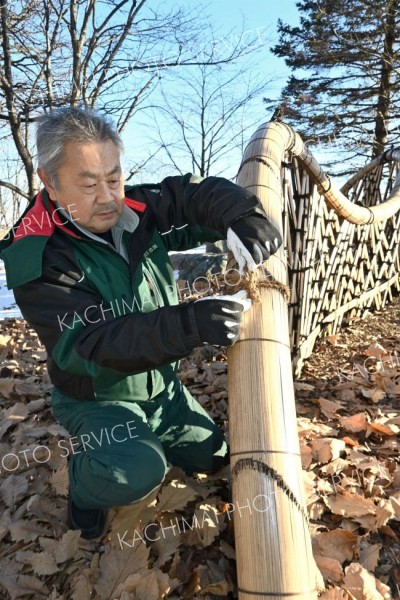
[231,457,309,523]
[237,156,277,176]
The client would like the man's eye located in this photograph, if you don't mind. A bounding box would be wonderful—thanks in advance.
[108,179,120,186]
[84,184,96,189]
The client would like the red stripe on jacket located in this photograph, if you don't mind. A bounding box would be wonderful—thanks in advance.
[13,194,146,242]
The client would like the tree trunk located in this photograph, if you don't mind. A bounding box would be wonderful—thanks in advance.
[372,0,397,157]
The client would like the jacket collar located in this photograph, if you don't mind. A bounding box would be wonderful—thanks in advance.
[0,189,147,289]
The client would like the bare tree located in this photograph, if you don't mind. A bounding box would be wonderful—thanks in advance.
[0,0,259,222]
[140,62,272,253]
[145,63,272,179]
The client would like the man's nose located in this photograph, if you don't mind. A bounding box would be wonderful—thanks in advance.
[96,182,114,204]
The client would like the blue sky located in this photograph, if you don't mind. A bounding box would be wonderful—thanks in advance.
[124,0,301,181]
[203,0,300,99]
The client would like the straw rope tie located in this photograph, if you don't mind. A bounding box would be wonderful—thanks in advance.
[235,338,291,350]
[223,270,291,303]
[237,156,278,177]
[230,449,301,458]
[231,458,309,524]
[237,588,317,597]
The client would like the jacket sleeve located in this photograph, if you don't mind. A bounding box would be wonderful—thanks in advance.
[130,173,271,252]
[13,245,202,379]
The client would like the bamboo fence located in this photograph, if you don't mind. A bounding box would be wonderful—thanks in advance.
[281,126,400,376]
[227,121,400,599]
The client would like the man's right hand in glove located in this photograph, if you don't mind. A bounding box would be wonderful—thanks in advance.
[192,290,251,346]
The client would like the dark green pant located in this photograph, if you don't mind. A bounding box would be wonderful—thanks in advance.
[51,377,227,509]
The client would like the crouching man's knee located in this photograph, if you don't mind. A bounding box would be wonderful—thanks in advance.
[123,444,168,503]
[70,442,167,508]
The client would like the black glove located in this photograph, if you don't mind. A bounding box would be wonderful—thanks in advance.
[227,214,282,273]
[192,293,251,346]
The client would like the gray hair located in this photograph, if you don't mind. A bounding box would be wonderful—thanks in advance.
[36,107,124,186]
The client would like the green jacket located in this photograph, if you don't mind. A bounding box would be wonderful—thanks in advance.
[0,173,266,402]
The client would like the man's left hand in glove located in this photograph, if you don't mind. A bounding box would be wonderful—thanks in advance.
[227,213,282,274]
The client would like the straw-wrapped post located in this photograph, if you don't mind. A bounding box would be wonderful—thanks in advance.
[227,122,320,599]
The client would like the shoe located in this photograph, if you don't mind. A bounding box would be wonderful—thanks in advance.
[67,493,107,540]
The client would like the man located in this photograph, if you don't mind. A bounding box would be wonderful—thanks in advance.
[0,107,281,539]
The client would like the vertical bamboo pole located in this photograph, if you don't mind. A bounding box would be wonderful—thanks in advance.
[228,122,320,599]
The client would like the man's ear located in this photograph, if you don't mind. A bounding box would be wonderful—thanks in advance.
[37,168,58,200]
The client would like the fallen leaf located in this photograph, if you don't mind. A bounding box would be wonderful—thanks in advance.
[54,530,81,564]
[359,541,381,573]
[309,501,326,520]
[390,496,400,517]
[353,515,378,531]
[319,398,342,419]
[30,551,60,576]
[313,529,357,564]
[71,572,93,600]
[342,437,359,447]
[0,333,12,348]
[324,492,375,518]
[0,474,28,508]
[312,438,346,464]
[343,562,391,599]
[50,465,69,497]
[2,574,49,600]
[368,422,399,437]
[375,499,395,529]
[26,398,47,413]
[220,539,236,560]
[153,529,182,568]
[300,443,313,468]
[314,555,344,583]
[0,378,14,398]
[197,557,233,595]
[360,388,386,403]
[9,520,51,542]
[198,502,223,544]
[366,343,387,359]
[115,568,172,600]
[156,479,198,512]
[339,413,368,433]
[93,542,149,600]
[294,382,315,391]
[14,380,43,397]
[0,402,29,438]
[108,499,157,550]
[0,508,11,543]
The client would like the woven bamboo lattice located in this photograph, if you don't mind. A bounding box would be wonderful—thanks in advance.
[227,122,400,600]
[284,142,400,376]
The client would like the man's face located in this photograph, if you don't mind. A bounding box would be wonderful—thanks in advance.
[38,140,125,233]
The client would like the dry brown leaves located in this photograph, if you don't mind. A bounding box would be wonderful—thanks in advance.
[2,296,400,598]
[0,319,234,600]
[299,296,400,598]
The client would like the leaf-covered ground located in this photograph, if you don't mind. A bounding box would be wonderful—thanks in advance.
[1,296,400,599]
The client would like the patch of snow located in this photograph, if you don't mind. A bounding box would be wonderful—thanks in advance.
[168,245,206,256]
[0,260,21,320]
